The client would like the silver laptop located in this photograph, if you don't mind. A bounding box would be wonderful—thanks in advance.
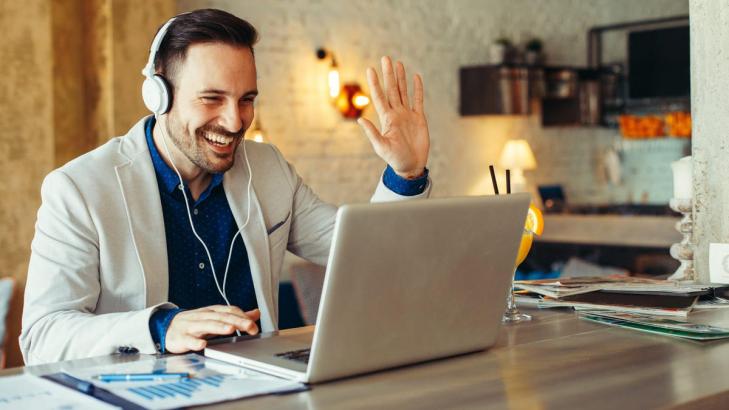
[205,194,530,384]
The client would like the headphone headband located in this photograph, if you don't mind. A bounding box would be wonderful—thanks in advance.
[141,14,192,115]
[142,17,177,78]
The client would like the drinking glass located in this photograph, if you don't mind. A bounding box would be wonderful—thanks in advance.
[502,229,533,323]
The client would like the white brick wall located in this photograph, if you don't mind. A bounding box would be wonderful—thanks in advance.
[178,0,689,205]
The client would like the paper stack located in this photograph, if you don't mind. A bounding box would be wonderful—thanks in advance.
[514,275,722,318]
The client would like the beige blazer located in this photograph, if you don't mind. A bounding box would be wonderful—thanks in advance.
[21,116,430,365]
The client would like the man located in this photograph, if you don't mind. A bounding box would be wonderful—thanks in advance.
[21,9,430,364]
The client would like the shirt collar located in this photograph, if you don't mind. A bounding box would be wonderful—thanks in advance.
[144,117,224,195]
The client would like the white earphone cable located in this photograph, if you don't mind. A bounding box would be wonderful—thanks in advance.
[155,114,254,336]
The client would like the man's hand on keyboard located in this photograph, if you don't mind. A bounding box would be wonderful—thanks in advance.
[165,305,260,353]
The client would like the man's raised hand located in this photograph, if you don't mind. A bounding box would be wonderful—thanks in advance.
[358,56,430,179]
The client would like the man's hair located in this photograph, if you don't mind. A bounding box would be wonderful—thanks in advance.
[155,9,258,87]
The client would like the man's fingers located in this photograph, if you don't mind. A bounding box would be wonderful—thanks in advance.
[187,320,237,338]
[245,309,261,322]
[186,311,256,333]
[396,61,409,109]
[166,334,207,353]
[381,56,401,107]
[357,117,386,152]
[366,67,388,116]
[413,73,425,114]
[206,304,246,317]
[185,336,207,351]
[239,309,259,334]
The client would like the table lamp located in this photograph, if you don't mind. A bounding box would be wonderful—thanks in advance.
[499,139,537,192]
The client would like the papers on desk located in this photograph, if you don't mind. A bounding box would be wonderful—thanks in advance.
[694,296,729,309]
[578,311,729,341]
[516,275,729,340]
[0,373,116,410]
[65,353,305,410]
[516,275,713,297]
[514,276,725,317]
[517,296,694,317]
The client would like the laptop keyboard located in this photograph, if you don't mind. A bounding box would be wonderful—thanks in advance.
[275,348,311,364]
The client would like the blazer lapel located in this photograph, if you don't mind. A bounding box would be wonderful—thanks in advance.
[115,117,169,307]
[223,145,276,331]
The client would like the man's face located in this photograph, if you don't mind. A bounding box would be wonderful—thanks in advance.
[164,43,258,174]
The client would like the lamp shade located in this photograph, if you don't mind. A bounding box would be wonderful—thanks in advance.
[499,139,537,170]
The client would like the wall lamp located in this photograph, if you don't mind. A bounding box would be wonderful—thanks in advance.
[247,103,267,143]
[316,48,370,119]
[248,117,266,143]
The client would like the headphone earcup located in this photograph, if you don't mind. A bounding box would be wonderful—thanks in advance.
[142,74,172,115]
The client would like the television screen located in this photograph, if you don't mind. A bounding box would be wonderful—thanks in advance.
[628,25,690,99]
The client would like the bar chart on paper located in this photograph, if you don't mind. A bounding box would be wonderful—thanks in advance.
[127,374,226,400]
[68,354,305,410]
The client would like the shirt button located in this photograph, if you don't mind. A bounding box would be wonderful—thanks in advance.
[193,209,199,215]
[198,262,205,270]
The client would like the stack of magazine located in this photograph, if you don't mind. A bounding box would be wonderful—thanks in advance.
[515,275,720,317]
[515,275,729,340]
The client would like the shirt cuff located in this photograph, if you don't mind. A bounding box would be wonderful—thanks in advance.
[382,165,429,196]
[149,307,183,353]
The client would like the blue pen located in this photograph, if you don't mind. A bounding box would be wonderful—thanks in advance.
[96,372,190,382]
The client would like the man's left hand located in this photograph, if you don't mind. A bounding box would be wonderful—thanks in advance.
[358,56,430,180]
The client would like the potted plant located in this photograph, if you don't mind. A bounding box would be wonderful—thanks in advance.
[490,37,512,65]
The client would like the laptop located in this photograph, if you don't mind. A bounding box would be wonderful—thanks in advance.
[205,193,530,384]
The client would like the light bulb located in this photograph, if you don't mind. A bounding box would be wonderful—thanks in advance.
[250,130,265,143]
[328,68,340,99]
[352,93,370,109]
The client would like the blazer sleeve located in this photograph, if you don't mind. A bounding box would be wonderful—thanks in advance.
[20,170,173,365]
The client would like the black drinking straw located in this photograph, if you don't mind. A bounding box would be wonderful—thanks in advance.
[506,169,511,194]
[489,164,499,195]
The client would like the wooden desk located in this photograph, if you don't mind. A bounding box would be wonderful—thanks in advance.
[4,308,729,409]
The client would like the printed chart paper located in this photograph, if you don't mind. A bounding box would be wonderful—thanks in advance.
[67,354,304,409]
[0,373,116,410]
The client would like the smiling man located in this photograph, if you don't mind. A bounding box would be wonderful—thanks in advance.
[20,8,431,364]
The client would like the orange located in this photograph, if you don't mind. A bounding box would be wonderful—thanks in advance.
[515,204,543,267]
[524,204,544,236]
[515,231,533,266]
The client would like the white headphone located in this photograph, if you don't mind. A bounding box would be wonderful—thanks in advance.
[141,15,256,333]
[141,17,176,115]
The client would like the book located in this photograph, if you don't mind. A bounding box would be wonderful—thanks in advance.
[561,291,699,309]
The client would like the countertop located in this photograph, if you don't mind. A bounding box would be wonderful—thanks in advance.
[538,214,682,247]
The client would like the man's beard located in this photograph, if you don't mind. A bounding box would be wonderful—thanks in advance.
[164,112,245,174]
